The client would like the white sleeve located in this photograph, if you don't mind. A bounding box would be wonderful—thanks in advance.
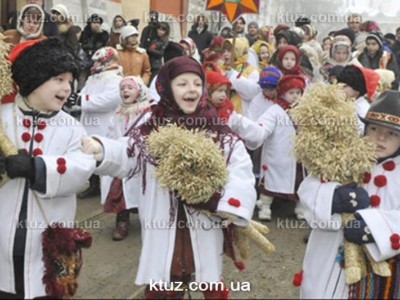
[81,78,121,113]
[217,139,256,226]
[228,111,265,150]
[358,209,400,262]
[226,69,261,100]
[297,175,342,231]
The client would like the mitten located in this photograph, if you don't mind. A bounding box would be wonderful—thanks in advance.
[65,93,81,108]
[332,182,370,214]
[5,150,35,181]
[344,213,374,244]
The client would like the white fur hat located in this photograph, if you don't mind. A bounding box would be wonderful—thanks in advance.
[51,4,70,20]
[119,25,139,42]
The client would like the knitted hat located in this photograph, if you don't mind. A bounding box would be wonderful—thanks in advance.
[334,28,355,45]
[278,45,301,63]
[362,90,400,131]
[277,74,305,96]
[202,36,224,62]
[337,65,379,99]
[258,66,282,89]
[51,4,70,20]
[366,31,384,47]
[163,42,185,63]
[119,25,138,42]
[205,70,231,93]
[11,37,78,97]
[87,13,103,25]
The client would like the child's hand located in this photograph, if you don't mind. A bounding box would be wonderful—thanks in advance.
[81,136,103,161]
[344,213,374,244]
[331,182,370,214]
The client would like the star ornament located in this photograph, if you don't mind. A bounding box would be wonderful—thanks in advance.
[206,0,260,23]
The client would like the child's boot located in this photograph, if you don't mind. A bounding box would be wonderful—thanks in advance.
[256,194,273,221]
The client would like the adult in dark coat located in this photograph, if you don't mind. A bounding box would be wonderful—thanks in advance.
[188,14,213,63]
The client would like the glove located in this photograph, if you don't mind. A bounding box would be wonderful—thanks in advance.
[81,136,104,161]
[5,150,35,181]
[344,213,374,244]
[332,182,370,214]
[65,93,81,108]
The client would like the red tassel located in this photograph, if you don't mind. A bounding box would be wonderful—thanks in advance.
[292,270,303,286]
[234,261,245,271]
[382,160,396,171]
[374,175,387,187]
[369,195,381,207]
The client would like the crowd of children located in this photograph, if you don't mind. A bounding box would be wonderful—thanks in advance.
[1,5,400,299]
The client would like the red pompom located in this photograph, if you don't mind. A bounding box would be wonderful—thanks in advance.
[56,157,66,165]
[37,120,47,130]
[391,241,400,250]
[34,133,43,143]
[292,270,303,286]
[32,148,43,156]
[390,233,400,243]
[262,164,268,171]
[363,172,371,184]
[234,261,245,271]
[22,118,31,128]
[374,175,387,187]
[382,160,396,171]
[369,195,381,207]
[21,132,31,142]
[57,165,67,174]
[228,198,241,207]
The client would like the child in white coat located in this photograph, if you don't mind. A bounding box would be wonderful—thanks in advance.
[298,90,400,299]
[101,76,150,240]
[81,56,257,299]
[0,38,95,299]
[256,74,306,221]
[69,46,123,199]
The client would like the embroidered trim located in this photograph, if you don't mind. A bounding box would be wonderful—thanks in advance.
[366,112,400,126]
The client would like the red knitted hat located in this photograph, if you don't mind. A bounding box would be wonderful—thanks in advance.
[277,74,305,96]
[205,70,231,92]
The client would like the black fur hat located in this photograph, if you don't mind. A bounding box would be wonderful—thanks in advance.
[163,42,185,63]
[336,65,366,96]
[11,37,79,97]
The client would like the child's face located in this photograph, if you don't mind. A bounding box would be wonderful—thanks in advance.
[342,84,360,98]
[277,37,288,49]
[366,123,400,158]
[210,84,228,107]
[27,72,73,112]
[120,80,139,104]
[171,73,203,114]
[366,38,380,55]
[323,39,332,51]
[180,43,191,56]
[282,88,302,104]
[124,35,139,49]
[223,49,232,64]
[282,51,296,70]
[262,88,276,99]
[333,47,349,63]
[259,45,270,62]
